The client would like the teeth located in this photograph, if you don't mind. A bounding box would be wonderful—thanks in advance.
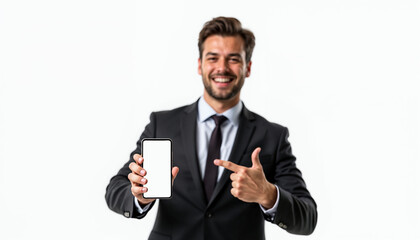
[214,78,231,83]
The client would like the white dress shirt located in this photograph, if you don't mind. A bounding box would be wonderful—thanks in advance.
[196,96,242,181]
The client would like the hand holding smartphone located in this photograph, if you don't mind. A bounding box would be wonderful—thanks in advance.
[141,138,173,199]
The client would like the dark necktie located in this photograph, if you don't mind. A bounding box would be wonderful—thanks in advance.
[203,115,227,202]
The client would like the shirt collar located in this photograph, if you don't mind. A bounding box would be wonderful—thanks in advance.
[197,96,242,126]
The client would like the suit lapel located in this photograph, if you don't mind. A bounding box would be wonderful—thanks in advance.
[208,105,256,205]
[180,102,207,208]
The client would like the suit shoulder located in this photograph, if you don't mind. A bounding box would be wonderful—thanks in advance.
[248,110,288,133]
[151,102,195,120]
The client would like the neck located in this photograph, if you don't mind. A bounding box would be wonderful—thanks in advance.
[203,92,240,114]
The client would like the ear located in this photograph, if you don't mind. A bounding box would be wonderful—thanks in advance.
[198,58,202,75]
[245,61,252,78]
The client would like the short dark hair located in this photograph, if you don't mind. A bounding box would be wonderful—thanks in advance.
[198,17,256,63]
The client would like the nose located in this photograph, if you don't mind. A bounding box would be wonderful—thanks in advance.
[216,58,229,73]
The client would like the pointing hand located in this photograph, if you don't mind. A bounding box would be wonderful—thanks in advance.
[214,147,277,209]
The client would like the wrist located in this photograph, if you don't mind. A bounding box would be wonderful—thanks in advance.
[260,183,277,209]
[137,197,154,207]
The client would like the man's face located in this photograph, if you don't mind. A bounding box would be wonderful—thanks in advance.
[198,35,252,102]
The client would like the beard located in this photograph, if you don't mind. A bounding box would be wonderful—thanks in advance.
[202,73,244,101]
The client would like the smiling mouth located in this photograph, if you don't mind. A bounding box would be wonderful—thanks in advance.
[212,77,234,83]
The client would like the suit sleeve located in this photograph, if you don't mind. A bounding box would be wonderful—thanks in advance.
[268,127,318,235]
[105,112,157,219]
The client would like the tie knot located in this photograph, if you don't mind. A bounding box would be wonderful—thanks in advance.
[212,115,227,126]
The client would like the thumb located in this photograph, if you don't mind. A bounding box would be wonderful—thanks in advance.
[251,147,262,169]
[172,166,180,185]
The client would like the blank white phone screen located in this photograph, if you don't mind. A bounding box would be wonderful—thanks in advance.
[142,139,172,198]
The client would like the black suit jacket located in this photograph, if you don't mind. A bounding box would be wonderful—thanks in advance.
[105,101,317,240]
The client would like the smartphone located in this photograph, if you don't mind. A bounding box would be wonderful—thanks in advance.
[141,138,173,199]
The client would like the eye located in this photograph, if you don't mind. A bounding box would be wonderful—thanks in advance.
[229,58,240,63]
[207,57,217,62]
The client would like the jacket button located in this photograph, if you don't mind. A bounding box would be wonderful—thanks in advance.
[278,222,287,229]
[206,212,212,218]
[124,211,130,218]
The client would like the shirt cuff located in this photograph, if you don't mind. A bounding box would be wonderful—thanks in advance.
[259,185,280,220]
[133,196,152,214]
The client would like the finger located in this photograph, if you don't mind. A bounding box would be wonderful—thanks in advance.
[130,165,147,176]
[172,166,179,184]
[214,159,242,172]
[128,173,147,185]
[251,147,262,169]
[172,167,179,179]
[230,187,238,198]
[133,154,144,165]
[129,162,144,175]
[131,185,148,196]
[230,173,238,181]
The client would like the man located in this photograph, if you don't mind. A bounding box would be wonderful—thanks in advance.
[105,16,317,240]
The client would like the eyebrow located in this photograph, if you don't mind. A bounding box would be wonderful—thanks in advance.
[205,52,242,58]
[205,52,219,57]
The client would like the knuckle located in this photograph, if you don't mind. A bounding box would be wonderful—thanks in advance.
[223,161,230,168]
[130,163,141,173]
[225,161,232,167]
[236,175,243,182]
[131,186,139,195]
[129,173,142,184]
[236,189,243,198]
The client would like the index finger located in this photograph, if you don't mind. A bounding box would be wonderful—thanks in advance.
[214,159,242,172]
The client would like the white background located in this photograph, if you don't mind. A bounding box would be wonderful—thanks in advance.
[1,1,419,239]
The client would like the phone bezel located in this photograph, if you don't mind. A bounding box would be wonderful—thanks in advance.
[141,138,173,199]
